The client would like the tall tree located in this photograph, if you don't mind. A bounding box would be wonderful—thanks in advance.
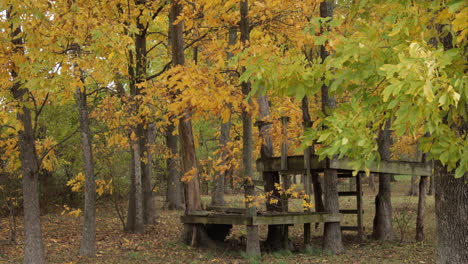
[320,0,344,255]
[164,3,184,211]
[169,0,209,245]
[73,64,97,255]
[164,123,184,210]
[240,0,261,256]
[126,0,161,231]
[211,27,237,207]
[432,17,467,263]
[7,8,45,264]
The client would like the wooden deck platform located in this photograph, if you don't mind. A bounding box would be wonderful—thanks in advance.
[256,155,432,176]
[181,211,341,226]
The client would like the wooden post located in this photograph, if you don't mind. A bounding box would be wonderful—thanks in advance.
[356,173,364,241]
[303,147,312,248]
[280,116,290,249]
[280,116,289,171]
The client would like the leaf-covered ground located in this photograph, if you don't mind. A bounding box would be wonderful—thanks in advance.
[0,178,436,264]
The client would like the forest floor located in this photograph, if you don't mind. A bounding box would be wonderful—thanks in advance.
[0,176,436,264]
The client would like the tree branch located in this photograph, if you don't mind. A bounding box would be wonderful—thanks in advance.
[146,61,172,81]
[38,128,79,166]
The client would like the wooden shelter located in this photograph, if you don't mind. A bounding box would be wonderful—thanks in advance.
[181,115,432,253]
[181,153,432,251]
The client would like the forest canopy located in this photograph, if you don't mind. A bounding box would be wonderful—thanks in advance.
[0,0,466,263]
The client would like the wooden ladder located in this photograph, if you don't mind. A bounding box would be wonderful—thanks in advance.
[337,171,365,240]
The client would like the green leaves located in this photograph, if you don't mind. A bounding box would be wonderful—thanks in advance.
[239,52,324,101]
[295,2,467,178]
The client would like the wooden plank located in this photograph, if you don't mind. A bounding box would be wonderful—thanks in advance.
[253,212,342,225]
[181,212,342,226]
[339,209,359,214]
[338,191,358,196]
[206,207,246,214]
[186,210,210,216]
[329,158,432,176]
[181,214,253,225]
[341,226,359,231]
[257,155,432,176]
[256,155,324,174]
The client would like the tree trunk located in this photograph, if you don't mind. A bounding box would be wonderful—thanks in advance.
[301,96,325,213]
[126,0,151,231]
[240,0,261,256]
[373,120,395,240]
[179,115,208,244]
[428,170,435,195]
[369,173,376,192]
[165,124,184,210]
[323,168,344,254]
[319,0,343,255]
[18,106,45,264]
[142,124,156,224]
[8,15,45,263]
[132,139,145,233]
[169,0,210,246]
[210,117,229,207]
[432,24,467,263]
[76,84,96,256]
[126,144,136,231]
[258,96,289,251]
[415,176,428,242]
[434,161,468,263]
[211,27,237,207]
[408,175,419,196]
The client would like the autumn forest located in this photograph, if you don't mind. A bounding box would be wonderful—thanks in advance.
[0,0,466,264]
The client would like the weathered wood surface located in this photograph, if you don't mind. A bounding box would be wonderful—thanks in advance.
[256,155,432,176]
[356,173,364,240]
[181,211,342,226]
[257,155,323,174]
[206,206,246,214]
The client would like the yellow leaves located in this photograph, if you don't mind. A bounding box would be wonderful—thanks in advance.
[66,172,112,196]
[181,167,197,183]
[274,182,283,192]
[302,200,314,210]
[436,5,467,45]
[67,172,85,192]
[423,79,435,103]
[437,8,452,22]
[269,198,279,205]
[387,26,401,37]
[130,131,137,142]
[452,7,468,44]
[96,179,113,196]
[35,137,58,172]
[107,133,129,149]
[163,63,243,123]
[61,205,81,217]
[68,208,82,217]
[221,109,231,123]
